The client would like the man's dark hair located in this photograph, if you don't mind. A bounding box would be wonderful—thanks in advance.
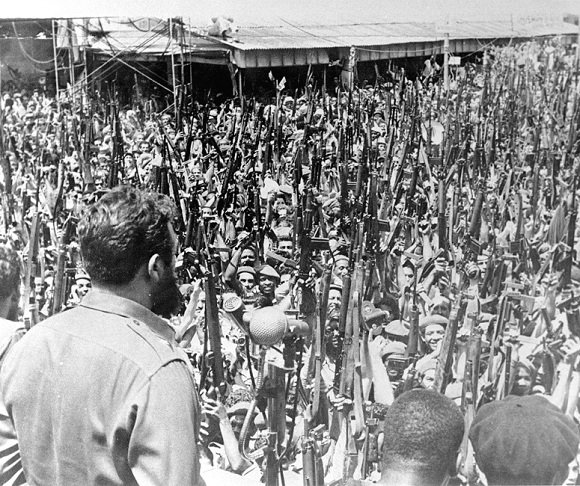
[382,389,464,482]
[78,186,176,285]
[0,244,20,299]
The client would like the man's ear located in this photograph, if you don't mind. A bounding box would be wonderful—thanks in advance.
[147,254,163,282]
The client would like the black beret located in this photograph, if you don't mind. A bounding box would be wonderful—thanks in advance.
[469,395,579,485]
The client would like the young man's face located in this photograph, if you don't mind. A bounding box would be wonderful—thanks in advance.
[76,278,92,298]
[278,240,293,258]
[328,289,341,309]
[333,259,348,277]
[424,324,445,352]
[258,275,278,296]
[402,266,414,288]
[421,368,436,390]
[511,367,533,396]
[240,249,256,267]
[238,272,255,291]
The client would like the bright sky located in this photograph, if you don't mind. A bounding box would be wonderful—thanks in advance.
[3,0,579,25]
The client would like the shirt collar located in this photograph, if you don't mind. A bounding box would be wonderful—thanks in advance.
[80,290,176,343]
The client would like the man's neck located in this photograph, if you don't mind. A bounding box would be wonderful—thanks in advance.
[380,468,445,486]
[92,281,152,311]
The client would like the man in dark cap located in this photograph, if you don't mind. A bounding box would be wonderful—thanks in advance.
[256,264,280,306]
[470,394,580,485]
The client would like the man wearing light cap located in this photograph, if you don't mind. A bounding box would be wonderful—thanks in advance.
[236,266,256,294]
[69,268,92,306]
[328,283,342,312]
[380,341,408,385]
[419,314,448,353]
[333,254,349,281]
[383,319,409,344]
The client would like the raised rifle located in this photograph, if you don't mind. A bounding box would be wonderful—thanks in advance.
[310,264,332,422]
[438,169,447,253]
[361,403,384,480]
[23,212,41,328]
[201,221,227,401]
[72,114,95,192]
[0,155,13,233]
[51,217,77,316]
[459,329,482,482]
[562,164,579,287]
[108,103,123,188]
[433,293,464,394]
[262,108,274,177]
[405,268,420,358]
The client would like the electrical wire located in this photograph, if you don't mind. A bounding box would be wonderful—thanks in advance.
[82,28,167,84]
[101,54,173,93]
[66,25,173,98]
[11,22,57,65]
[93,23,171,80]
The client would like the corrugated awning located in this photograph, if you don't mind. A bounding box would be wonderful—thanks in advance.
[209,19,578,68]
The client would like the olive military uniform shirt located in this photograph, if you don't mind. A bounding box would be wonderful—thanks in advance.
[0,290,203,485]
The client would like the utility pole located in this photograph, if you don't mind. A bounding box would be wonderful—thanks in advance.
[52,20,60,109]
[444,32,450,92]
[169,18,178,120]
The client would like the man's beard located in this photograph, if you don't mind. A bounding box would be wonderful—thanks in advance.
[151,270,183,319]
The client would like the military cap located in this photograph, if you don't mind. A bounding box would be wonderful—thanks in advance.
[419,314,449,332]
[380,341,407,358]
[237,266,256,276]
[384,319,410,338]
[470,395,580,485]
[257,264,280,280]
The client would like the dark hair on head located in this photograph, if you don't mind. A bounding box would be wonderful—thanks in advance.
[0,244,20,299]
[382,389,464,480]
[78,186,176,285]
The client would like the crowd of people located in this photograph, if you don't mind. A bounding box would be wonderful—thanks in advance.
[0,36,580,486]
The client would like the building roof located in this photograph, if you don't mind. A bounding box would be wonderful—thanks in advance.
[83,18,223,58]
[212,19,577,52]
[71,3,578,70]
